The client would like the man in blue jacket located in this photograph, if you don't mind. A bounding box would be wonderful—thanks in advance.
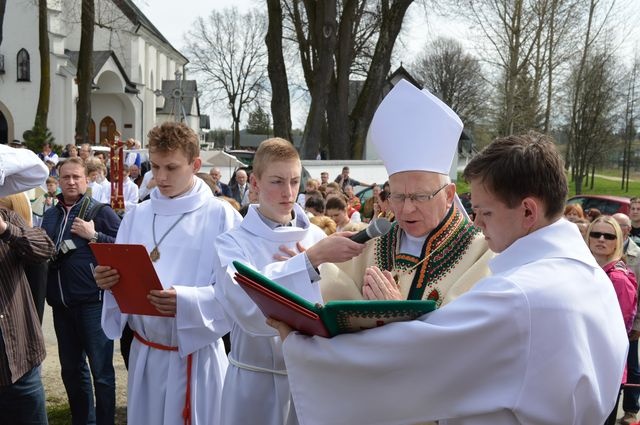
[42,157,121,425]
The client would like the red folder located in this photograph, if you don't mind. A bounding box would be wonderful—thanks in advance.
[90,243,166,317]
[234,273,331,337]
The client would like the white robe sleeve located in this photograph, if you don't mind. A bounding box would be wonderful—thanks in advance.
[101,290,129,339]
[0,146,48,197]
[215,232,318,337]
[282,277,531,425]
[174,284,231,355]
[100,211,132,339]
[124,180,139,211]
[172,203,240,355]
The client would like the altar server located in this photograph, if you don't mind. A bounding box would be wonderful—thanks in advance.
[94,122,241,425]
[214,138,366,425]
[270,131,628,425]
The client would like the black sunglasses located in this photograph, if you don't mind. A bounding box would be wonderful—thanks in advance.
[589,231,617,241]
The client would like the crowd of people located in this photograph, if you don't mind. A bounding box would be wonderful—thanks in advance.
[0,78,633,425]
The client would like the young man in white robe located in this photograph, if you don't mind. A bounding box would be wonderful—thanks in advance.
[94,122,241,425]
[96,164,140,213]
[269,132,629,425]
[214,138,367,425]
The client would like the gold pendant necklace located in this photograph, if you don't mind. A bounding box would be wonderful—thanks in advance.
[150,212,190,262]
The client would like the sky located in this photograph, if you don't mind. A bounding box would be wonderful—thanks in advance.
[133,0,462,129]
[133,0,640,129]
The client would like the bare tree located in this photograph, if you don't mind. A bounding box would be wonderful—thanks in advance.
[35,0,50,131]
[185,8,268,149]
[266,0,293,142]
[566,0,618,193]
[566,49,621,194]
[620,57,638,191]
[349,0,414,159]
[411,37,487,127]
[280,0,414,159]
[75,0,94,145]
[0,0,6,47]
[445,0,584,136]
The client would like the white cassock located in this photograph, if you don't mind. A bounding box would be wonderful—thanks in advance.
[0,145,48,196]
[99,178,139,212]
[282,219,629,425]
[123,178,139,212]
[100,178,111,202]
[101,177,242,425]
[88,180,109,204]
[214,203,327,425]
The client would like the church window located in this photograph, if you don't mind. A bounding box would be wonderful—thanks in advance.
[17,49,30,82]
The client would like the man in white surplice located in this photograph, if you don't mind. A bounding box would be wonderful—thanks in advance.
[214,138,367,425]
[269,132,629,425]
[94,122,241,425]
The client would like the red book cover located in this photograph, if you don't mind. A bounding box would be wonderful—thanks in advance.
[90,243,166,317]
[234,273,330,337]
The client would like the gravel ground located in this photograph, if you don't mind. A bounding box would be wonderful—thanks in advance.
[41,305,128,424]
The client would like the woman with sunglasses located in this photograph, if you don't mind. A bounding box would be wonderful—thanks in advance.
[587,216,638,334]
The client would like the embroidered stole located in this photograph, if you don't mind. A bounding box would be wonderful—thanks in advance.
[374,205,480,305]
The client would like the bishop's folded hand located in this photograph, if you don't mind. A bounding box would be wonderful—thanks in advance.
[363,266,402,300]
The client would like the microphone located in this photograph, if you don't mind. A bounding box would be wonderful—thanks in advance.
[349,218,393,244]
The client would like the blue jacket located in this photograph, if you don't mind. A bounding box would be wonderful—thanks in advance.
[42,193,121,307]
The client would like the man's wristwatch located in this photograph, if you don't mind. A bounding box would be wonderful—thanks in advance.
[89,232,99,243]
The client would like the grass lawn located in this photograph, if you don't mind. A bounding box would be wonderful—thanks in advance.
[46,404,127,424]
[456,171,640,199]
[47,404,72,425]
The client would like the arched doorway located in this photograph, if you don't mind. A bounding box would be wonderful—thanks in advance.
[0,111,7,144]
[99,116,116,144]
[89,119,96,144]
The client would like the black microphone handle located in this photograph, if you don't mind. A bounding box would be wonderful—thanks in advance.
[349,227,372,244]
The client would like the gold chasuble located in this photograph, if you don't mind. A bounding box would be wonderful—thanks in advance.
[320,205,493,307]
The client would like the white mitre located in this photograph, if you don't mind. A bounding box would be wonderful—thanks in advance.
[367,79,463,176]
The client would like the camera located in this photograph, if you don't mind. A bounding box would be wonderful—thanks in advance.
[50,239,77,268]
[59,239,77,255]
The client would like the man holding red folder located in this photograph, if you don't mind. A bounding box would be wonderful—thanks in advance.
[94,122,241,425]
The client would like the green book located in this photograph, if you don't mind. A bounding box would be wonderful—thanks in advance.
[233,260,437,338]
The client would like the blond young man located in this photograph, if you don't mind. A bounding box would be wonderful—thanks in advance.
[214,138,365,425]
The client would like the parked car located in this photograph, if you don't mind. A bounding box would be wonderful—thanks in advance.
[566,195,630,215]
[356,186,375,206]
[224,149,256,167]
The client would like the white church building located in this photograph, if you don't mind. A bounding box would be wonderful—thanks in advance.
[0,0,207,147]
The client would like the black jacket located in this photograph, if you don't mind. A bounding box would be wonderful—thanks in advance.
[41,194,121,307]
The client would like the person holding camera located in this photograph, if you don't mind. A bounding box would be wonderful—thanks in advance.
[41,157,121,425]
[0,144,53,425]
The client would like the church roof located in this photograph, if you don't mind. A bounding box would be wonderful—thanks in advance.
[388,65,422,89]
[112,0,188,64]
[65,49,139,94]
